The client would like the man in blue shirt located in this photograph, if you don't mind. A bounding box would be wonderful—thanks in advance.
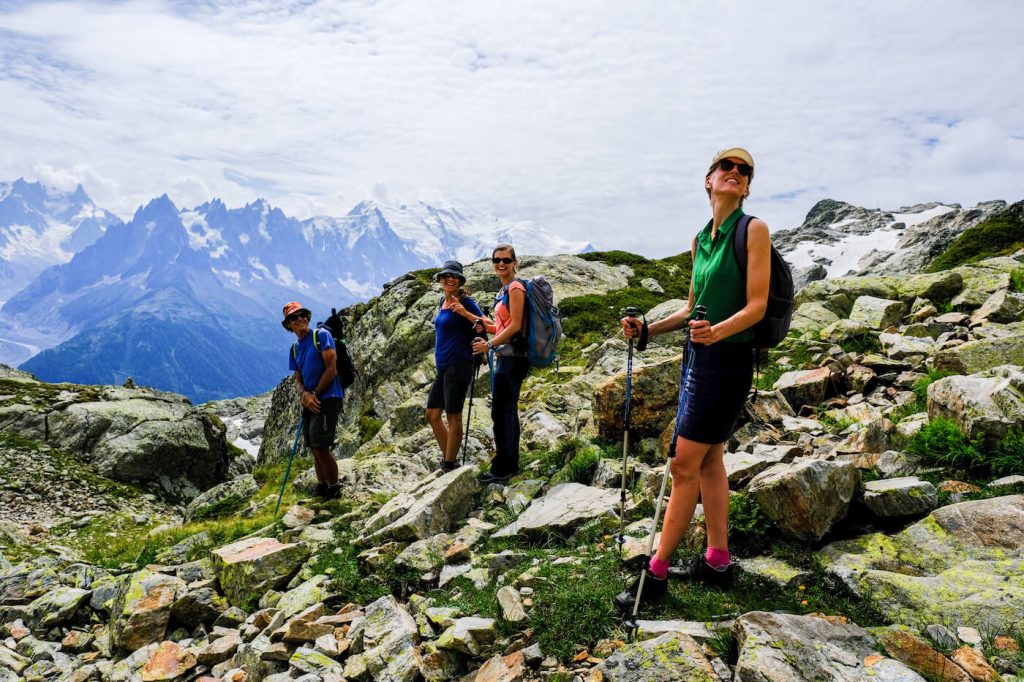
[283,301,344,499]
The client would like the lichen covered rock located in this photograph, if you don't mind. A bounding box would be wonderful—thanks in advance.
[210,537,309,610]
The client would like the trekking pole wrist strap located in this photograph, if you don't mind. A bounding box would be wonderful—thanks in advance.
[636,320,650,352]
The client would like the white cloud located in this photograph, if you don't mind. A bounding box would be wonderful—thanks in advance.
[0,0,1022,256]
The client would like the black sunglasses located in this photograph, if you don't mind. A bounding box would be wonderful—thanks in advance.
[286,313,309,323]
[717,159,753,177]
[491,257,515,264]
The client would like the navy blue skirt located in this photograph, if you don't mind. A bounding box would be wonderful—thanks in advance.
[673,340,754,445]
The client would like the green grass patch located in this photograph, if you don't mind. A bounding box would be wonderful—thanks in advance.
[0,431,42,451]
[307,532,419,605]
[551,443,602,485]
[839,332,882,355]
[1012,269,1024,293]
[756,342,816,391]
[528,553,624,660]
[358,409,384,443]
[927,204,1024,271]
[728,492,778,555]
[902,417,1024,477]
[557,250,693,364]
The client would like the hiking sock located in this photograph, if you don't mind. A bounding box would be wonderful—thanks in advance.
[705,547,731,571]
[648,556,670,580]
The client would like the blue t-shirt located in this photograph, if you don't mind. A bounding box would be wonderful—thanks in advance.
[434,295,483,370]
[288,327,344,400]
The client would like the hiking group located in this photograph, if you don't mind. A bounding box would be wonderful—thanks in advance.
[281,146,792,614]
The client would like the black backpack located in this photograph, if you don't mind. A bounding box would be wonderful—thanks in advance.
[733,214,794,348]
[297,308,357,390]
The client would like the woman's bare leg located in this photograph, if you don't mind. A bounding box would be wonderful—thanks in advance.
[425,408,447,453]
[654,436,713,562]
[700,443,730,552]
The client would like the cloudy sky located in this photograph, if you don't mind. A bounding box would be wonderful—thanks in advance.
[1,0,1022,256]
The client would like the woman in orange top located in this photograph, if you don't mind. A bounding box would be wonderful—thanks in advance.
[470,244,529,483]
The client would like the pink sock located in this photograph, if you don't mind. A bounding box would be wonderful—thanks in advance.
[648,556,670,579]
[705,547,731,570]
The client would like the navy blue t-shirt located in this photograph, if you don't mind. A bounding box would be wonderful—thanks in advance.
[434,295,483,370]
[289,327,344,399]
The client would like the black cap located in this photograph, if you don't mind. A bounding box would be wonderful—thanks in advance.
[436,260,466,283]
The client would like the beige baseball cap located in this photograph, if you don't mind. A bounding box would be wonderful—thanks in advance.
[709,147,754,170]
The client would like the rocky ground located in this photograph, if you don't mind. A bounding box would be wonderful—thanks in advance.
[3,245,1024,681]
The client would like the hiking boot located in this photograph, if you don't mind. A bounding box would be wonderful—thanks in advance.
[313,482,329,498]
[669,556,735,587]
[321,483,342,500]
[477,469,518,484]
[439,458,461,473]
[614,571,668,611]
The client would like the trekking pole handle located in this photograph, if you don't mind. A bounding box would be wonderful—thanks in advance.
[621,306,641,318]
[691,304,708,321]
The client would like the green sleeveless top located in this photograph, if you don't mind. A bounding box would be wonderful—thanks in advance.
[692,207,753,344]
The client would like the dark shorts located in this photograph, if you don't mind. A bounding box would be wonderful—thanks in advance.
[426,359,474,414]
[303,397,343,449]
[674,340,754,444]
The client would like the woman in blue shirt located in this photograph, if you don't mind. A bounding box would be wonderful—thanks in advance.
[426,261,484,472]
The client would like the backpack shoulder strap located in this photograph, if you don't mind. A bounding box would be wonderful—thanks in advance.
[292,341,297,361]
[733,214,756,284]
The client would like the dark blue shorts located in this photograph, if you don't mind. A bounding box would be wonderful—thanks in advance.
[673,340,754,445]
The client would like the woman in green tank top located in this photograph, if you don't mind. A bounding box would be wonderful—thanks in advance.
[616,147,774,610]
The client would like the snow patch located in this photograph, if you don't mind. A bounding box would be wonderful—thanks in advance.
[891,205,955,227]
[785,225,905,278]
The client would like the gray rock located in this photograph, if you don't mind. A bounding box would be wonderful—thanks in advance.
[109,569,186,652]
[877,450,922,477]
[640,277,664,294]
[154,532,212,565]
[850,296,908,330]
[634,620,718,643]
[24,586,89,629]
[435,617,495,656]
[863,477,939,518]
[591,632,721,681]
[32,386,232,498]
[184,475,259,522]
[791,302,841,335]
[734,611,924,682]
[496,586,527,624]
[170,587,228,628]
[275,575,329,617]
[289,646,341,675]
[819,495,1024,630]
[748,458,860,541]
[492,483,618,539]
[342,595,419,682]
[359,466,480,544]
[210,537,309,611]
[934,333,1024,374]
[394,533,451,574]
[927,365,1024,442]
[925,624,960,650]
[772,367,835,409]
[738,556,811,589]
[880,333,935,360]
[990,475,1024,490]
[971,289,1024,324]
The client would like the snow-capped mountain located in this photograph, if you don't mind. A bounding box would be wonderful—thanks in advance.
[772,198,1008,288]
[0,179,121,303]
[0,182,592,400]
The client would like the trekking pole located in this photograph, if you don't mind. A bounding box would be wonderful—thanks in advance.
[274,415,304,516]
[617,306,641,564]
[624,304,706,640]
[463,360,481,467]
